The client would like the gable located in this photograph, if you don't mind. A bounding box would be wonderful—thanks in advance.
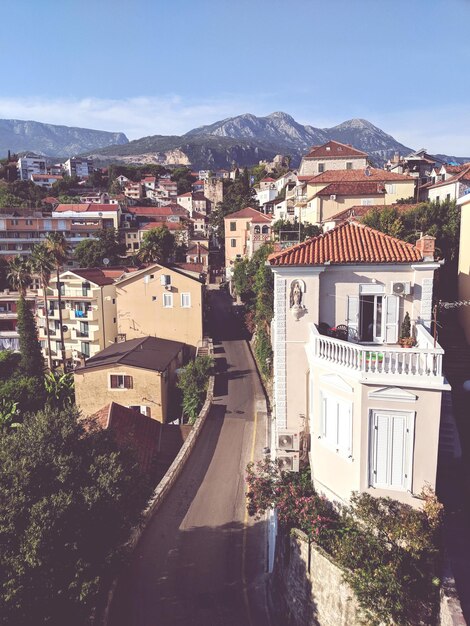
[367,387,418,402]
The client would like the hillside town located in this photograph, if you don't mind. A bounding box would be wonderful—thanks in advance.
[1,133,470,626]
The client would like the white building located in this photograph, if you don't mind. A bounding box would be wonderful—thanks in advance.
[63,157,93,179]
[17,155,47,181]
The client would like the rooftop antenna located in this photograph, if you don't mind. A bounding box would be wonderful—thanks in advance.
[103,258,110,266]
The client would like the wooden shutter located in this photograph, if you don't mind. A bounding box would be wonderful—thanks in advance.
[390,414,406,488]
[347,295,359,338]
[124,375,133,389]
[110,375,118,389]
[384,295,399,343]
[371,411,413,490]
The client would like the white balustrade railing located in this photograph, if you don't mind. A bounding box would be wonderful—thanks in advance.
[309,323,443,380]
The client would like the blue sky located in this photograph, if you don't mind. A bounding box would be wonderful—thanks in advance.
[1,0,469,154]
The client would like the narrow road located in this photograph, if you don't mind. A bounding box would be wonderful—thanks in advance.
[109,289,271,626]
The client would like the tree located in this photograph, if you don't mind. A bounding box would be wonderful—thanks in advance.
[44,371,75,410]
[272,219,322,242]
[74,228,126,267]
[44,233,70,369]
[0,407,151,626]
[171,167,196,195]
[16,296,44,378]
[177,355,213,423]
[7,256,32,296]
[138,225,176,264]
[31,244,55,369]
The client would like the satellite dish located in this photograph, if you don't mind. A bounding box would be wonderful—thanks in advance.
[62,325,68,332]
[103,258,110,266]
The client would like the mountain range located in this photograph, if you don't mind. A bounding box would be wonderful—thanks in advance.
[0,119,128,158]
[0,112,467,170]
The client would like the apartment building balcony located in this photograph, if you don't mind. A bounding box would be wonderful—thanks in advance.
[39,325,71,341]
[38,307,70,321]
[70,307,98,321]
[71,327,100,342]
[308,323,445,386]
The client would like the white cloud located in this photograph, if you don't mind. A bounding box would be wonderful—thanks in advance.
[0,95,262,140]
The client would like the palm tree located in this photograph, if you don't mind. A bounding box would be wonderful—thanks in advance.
[31,243,55,370]
[138,226,175,264]
[44,233,70,369]
[7,256,32,297]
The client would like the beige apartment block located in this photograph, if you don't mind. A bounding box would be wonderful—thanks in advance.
[269,223,448,507]
[115,263,204,352]
[458,194,470,343]
[37,267,133,369]
[74,336,184,423]
[224,207,273,278]
[298,140,369,177]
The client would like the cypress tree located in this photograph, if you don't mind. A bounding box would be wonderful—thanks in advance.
[17,295,44,377]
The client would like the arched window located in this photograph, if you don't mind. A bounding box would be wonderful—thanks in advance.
[262,225,269,234]
[254,225,261,234]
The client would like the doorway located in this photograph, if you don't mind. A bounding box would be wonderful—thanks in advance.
[360,295,383,342]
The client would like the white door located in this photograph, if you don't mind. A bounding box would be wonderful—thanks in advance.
[370,410,414,491]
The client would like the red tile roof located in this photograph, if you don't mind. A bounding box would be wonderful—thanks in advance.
[427,164,470,189]
[225,206,272,223]
[316,181,385,197]
[127,204,188,217]
[90,402,160,473]
[305,168,414,184]
[54,203,119,213]
[71,266,136,285]
[328,203,419,223]
[261,177,276,182]
[178,192,192,197]
[140,221,185,231]
[191,211,206,220]
[268,222,422,266]
[304,140,368,159]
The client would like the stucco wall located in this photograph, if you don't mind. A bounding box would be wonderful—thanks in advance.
[458,201,470,343]
[116,265,203,350]
[75,363,168,422]
[224,217,249,267]
[299,157,368,177]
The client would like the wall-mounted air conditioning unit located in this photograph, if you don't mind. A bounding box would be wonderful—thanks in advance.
[391,281,411,296]
[277,452,300,472]
[277,430,300,451]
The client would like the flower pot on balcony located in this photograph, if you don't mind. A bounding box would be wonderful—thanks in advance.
[399,337,416,348]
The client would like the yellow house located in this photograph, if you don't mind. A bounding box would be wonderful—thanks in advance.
[37,267,134,369]
[115,263,204,353]
[224,206,273,278]
[74,336,184,423]
[299,168,416,224]
[458,194,470,343]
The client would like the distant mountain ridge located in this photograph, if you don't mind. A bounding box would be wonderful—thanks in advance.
[0,119,128,158]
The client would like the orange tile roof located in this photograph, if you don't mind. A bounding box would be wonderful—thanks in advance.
[427,164,470,189]
[316,181,385,197]
[72,266,136,285]
[329,203,419,223]
[305,168,413,184]
[304,140,368,159]
[225,206,272,222]
[55,203,119,213]
[268,222,422,266]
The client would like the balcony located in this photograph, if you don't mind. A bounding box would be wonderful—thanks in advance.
[39,307,70,321]
[70,308,98,321]
[72,327,99,342]
[308,323,445,386]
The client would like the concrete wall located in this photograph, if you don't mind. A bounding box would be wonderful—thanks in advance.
[224,216,249,267]
[299,157,368,177]
[458,200,470,343]
[75,363,170,422]
[116,265,203,350]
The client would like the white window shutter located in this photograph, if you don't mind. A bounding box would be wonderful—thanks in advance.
[323,396,338,446]
[337,402,352,456]
[347,295,359,336]
[390,414,406,488]
[405,413,415,491]
[372,413,389,487]
[384,295,399,343]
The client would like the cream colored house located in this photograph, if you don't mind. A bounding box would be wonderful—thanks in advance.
[37,267,133,368]
[224,207,273,278]
[269,223,448,507]
[74,336,184,423]
[426,165,470,203]
[297,168,416,224]
[115,263,204,352]
[457,193,470,343]
[298,140,368,177]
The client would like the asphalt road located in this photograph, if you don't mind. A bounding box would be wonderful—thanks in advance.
[108,289,271,626]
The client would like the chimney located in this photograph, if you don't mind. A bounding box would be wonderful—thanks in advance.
[415,235,435,261]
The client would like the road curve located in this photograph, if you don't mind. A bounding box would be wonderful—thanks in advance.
[108,289,271,626]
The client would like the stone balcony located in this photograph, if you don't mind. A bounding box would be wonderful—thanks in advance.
[308,323,445,387]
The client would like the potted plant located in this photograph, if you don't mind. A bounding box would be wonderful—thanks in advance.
[399,312,416,348]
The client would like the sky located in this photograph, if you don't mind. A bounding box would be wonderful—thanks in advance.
[1,0,469,154]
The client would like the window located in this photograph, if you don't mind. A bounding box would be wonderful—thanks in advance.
[129,405,151,417]
[361,198,374,206]
[163,293,173,308]
[262,225,269,234]
[318,163,325,173]
[385,184,396,194]
[110,374,133,389]
[79,321,89,337]
[230,221,236,231]
[446,194,451,202]
[346,162,353,170]
[81,342,90,357]
[82,282,90,296]
[254,225,260,234]
[181,293,191,308]
[370,411,414,490]
[320,394,352,458]
[231,238,236,248]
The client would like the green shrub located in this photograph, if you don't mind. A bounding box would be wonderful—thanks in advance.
[177,355,214,424]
